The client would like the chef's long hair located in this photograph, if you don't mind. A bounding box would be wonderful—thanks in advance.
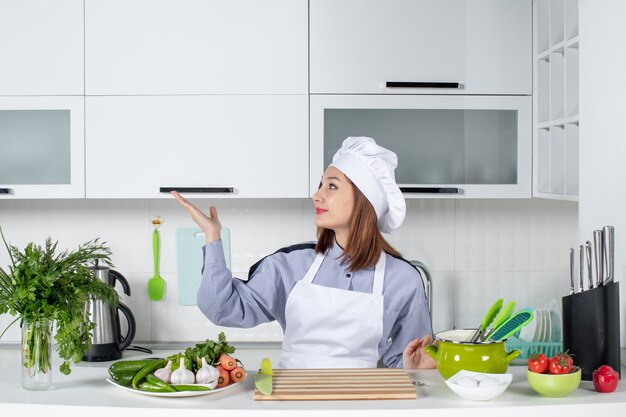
[316,183,401,271]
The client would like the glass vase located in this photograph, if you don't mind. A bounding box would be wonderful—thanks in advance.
[21,318,53,390]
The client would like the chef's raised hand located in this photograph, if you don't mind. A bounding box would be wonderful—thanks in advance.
[170,191,221,244]
[402,334,437,369]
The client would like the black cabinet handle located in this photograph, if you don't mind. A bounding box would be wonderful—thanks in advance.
[400,187,459,194]
[386,81,460,89]
[0,188,13,194]
[160,187,234,193]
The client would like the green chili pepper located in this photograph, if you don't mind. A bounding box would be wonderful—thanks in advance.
[146,374,176,392]
[109,371,136,387]
[131,359,167,390]
[171,384,211,392]
[139,382,171,393]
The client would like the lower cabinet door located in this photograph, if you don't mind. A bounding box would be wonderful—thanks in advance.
[85,95,309,198]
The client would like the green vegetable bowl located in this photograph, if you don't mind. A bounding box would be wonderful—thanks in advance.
[527,369,581,397]
[424,329,521,380]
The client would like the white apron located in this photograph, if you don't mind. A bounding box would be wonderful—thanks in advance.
[278,250,386,368]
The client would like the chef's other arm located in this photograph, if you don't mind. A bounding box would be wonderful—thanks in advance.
[381,290,433,368]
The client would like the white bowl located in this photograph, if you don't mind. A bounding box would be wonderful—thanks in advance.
[445,370,513,401]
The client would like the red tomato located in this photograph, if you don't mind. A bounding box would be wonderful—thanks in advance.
[549,355,574,374]
[528,353,549,373]
[593,365,619,393]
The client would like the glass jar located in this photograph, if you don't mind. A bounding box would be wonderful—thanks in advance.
[21,318,53,390]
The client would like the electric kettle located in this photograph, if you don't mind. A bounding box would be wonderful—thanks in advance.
[83,265,136,362]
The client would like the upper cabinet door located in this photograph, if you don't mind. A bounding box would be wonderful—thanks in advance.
[0,0,84,95]
[85,95,308,198]
[0,96,85,199]
[310,0,532,95]
[85,0,308,95]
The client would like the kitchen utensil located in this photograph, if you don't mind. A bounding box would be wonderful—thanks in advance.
[485,309,534,342]
[585,241,593,290]
[569,248,575,294]
[603,225,614,285]
[470,298,503,343]
[148,216,165,301]
[579,245,584,292]
[593,230,604,288]
[83,265,136,361]
[253,368,416,401]
[517,308,537,342]
[254,358,274,396]
[482,301,515,341]
[176,226,231,306]
[424,329,521,380]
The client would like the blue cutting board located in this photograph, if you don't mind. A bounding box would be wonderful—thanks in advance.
[176,227,230,306]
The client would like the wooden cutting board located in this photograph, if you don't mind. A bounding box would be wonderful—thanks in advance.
[253,368,417,401]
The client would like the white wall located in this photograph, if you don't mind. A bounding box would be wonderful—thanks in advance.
[0,198,577,343]
[579,0,626,347]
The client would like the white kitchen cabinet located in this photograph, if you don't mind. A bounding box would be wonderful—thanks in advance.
[85,96,308,198]
[311,95,532,198]
[85,0,308,95]
[310,0,532,95]
[0,0,84,95]
[533,0,579,200]
[0,96,85,199]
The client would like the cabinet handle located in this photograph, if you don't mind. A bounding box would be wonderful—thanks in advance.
[0,188,13,194]
[160,187,234,193]
[400,187,459,194]
[386,81,460,89]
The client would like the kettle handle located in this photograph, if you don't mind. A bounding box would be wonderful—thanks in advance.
[110,270,131,296]
[117,301,136,351]
[504,348,522,365]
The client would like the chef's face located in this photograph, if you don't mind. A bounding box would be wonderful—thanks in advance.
[313,166,355,232]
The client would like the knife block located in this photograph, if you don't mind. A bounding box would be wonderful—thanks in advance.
[561,282,621,381]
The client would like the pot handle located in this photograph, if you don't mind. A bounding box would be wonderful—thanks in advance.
[504,348,522,364]
[424,344,438,360]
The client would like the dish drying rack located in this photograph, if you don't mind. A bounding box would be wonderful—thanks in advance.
[506,336,563,359]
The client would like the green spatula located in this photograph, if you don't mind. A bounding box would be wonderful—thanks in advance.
[470,298,503,342]
[485,309,534,341]
[148,227,165,301]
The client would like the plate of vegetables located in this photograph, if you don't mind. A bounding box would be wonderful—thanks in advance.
[107,332,246,398]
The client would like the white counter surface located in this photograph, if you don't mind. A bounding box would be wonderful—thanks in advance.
[1,344,625,417]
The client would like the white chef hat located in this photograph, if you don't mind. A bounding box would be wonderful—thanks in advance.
[330,136,406,233]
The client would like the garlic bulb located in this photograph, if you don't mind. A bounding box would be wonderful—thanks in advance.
[195,357,219,388]
[154,360,173,384]
[170,358,195,384]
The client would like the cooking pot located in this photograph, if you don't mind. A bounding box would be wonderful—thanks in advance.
[424,329,521,379]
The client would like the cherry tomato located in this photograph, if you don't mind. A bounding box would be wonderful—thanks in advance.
[549,355,574,374]
[528,353,549,373]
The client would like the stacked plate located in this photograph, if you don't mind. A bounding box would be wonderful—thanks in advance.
[518,300,562,343]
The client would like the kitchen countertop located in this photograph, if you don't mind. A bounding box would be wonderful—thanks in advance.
[1,343,625,417]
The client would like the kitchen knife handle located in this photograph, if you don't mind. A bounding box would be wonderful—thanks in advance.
[569,248,575,294]
[579,245,585,293]
[400,187,459,194]
[0,188,13,194]
[603,225,615,284]
[386,81,461,89]
[585,241,593,291]
[593,230,604,287]
[160,187,234,193]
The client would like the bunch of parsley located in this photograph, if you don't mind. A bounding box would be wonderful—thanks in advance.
[0,227,119,375]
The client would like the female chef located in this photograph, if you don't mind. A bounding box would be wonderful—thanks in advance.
[172,136,435,369]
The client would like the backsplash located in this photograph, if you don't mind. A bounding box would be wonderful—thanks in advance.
[0,198,577,343]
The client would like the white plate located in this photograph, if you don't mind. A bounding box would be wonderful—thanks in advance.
[106,378,240,398]
[532,309,544,342]
[548,299,562,342]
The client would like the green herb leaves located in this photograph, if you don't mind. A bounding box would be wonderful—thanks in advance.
[166,332,237,373]
[0,227,120,374]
